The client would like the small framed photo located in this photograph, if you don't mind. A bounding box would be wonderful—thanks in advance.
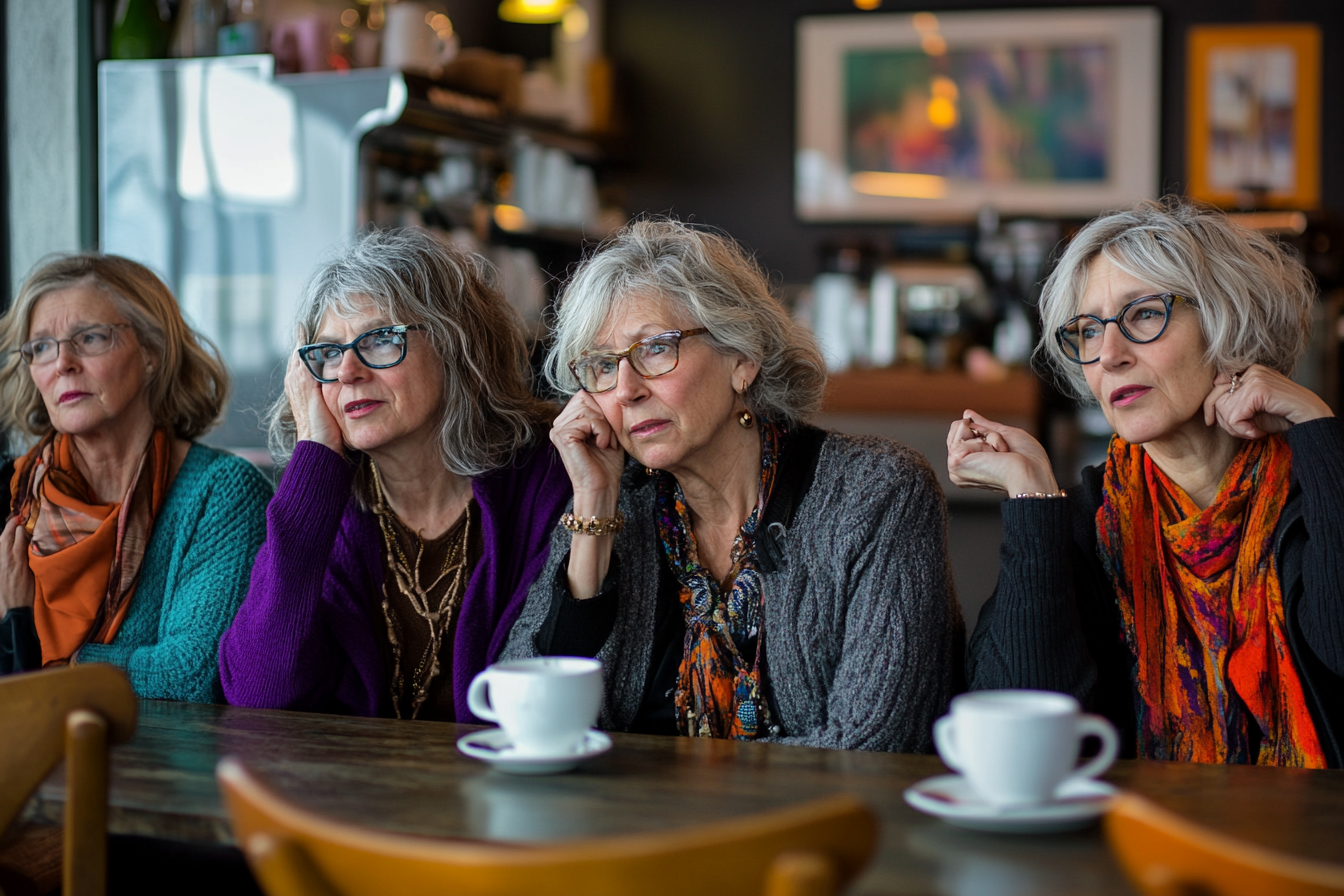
[796,8,1160,222]
[1186,24,1321,210]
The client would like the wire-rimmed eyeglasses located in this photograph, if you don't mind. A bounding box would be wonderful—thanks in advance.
[18,323,132,366]
[1056,293,1191,365]
[297,325,422,383]
[569,328,710,394]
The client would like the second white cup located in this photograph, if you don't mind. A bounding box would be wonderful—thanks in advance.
[933,689,1118,807]
[467,657,603,757]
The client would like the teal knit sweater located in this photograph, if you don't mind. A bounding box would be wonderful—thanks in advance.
[74,443,272,703]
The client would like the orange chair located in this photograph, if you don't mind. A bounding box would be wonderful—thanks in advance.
[0,664,138,896]
[1105,791,1344,896]
[217,757,878,896]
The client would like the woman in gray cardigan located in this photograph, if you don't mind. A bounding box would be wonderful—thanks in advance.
[502,219,963,752]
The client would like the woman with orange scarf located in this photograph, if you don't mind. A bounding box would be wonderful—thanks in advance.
[948,198,1344,768]
[0,254,271,702]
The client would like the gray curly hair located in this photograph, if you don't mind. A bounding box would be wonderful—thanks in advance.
[1036,196,1318,402]
[267,228,553,482]
[543,218,826,427]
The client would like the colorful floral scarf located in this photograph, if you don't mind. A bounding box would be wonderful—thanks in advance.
[656,421,781,739]
[10,429,171,666]
[1097,434,1325,767]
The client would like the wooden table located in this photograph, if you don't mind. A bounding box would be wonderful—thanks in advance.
[26,701,1344,896]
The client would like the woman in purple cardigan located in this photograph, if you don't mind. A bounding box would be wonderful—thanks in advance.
[219,229,571,720]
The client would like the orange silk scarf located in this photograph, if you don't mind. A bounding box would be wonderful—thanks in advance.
[10,429,171,666]
[1096,434,1325,767]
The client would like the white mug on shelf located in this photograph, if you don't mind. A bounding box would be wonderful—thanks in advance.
[933,689,1118,807]
[467,657,603,756]
[381,1,458,73]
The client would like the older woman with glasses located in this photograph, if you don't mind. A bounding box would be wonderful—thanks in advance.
[501,219,963,752]
[950,197,1344,767]
[219,228,571,721]
[0,254,271,701]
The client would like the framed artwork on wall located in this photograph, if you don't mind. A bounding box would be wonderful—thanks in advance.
[1186,24,1321,210]
[795,8,1160,222]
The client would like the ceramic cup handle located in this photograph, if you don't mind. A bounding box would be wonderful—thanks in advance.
[1064,713,1118,784]
[933,715,963,771]
[466,671,499,723]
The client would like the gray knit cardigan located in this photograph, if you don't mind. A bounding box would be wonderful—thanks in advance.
[501,432,964,753]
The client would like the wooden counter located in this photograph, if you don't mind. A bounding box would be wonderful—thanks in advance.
[823,366,1040,419]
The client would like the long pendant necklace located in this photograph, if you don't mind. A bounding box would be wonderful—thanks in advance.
[372,462,471,720]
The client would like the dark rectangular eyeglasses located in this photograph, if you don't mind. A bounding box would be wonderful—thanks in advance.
[1056,294,1190,364]
[297,325,422,383]
[569,328,710,394]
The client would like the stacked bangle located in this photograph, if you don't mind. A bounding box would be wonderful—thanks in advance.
[1013,490,1068,500]
[560,511,625,536]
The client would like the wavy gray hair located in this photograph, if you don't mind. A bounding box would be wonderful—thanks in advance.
[1036,196,1317,402]
[267,228,553,483]
[543,218,826,427]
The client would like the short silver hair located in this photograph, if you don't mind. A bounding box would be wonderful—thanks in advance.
[268,228,552,483]
[1036,196,1317,401]
[543,218,826,427]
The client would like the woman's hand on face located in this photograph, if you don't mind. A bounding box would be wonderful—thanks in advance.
[285,351,345,456]
[551,390,626,511]
[947,409,1060,497]
[1204,364,1334,440]
[0,517,34,616]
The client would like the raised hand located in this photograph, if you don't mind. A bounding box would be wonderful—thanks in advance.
[1204,364,1334,441]
[550,390,626,600]
[0,517,34,616]
[947,409,1060,497]
[285,351,345,456]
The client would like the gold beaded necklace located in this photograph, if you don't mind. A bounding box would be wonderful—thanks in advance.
[370,461,471,720]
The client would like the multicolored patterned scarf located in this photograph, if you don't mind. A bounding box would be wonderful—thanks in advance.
[656,421,781,739]
[10,429,171,666]
[1097,434,1325,767]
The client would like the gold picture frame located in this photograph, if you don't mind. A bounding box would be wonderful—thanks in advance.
[1186,24,1321,209]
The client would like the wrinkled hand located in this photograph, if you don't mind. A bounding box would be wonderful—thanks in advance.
[947,409,1060,497]
[550,390,626,511]
[0,517,34,616]
[285,351,344,456]
[1204,364,1333,441]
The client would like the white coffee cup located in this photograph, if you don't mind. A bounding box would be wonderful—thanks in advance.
[381,1,458,73]
[933,690,1118,807]
[467,657,603,757]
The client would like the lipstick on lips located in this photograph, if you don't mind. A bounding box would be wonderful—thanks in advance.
[1109,385,1151,408]
[343,399,382,417]
[58,390,90,404]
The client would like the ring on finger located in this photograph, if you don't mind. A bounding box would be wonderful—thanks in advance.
[1229,372,1242,395]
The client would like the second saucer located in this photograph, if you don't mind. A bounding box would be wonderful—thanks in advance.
[904,773,1118,834]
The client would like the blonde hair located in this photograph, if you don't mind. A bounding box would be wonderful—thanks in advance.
[0,253,229,440]
[544,218,827,426]
[267,228,553,479]
[1037,196,1317,401]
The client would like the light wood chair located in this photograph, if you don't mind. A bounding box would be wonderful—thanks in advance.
[217,756,878,896]
[1105,791,1344,896]
[0,664,138,896]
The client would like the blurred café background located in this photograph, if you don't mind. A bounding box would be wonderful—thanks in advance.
[4,0,1341,624]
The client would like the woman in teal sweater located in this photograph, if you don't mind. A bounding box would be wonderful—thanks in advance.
[0,253,271,702]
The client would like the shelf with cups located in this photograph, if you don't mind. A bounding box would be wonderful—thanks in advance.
[822,365,1041,420]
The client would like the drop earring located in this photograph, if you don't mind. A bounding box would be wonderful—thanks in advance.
[738,409,754,428]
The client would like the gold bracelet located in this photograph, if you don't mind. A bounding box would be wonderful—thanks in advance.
[1013,490,1068,499]
[560,511,625,536]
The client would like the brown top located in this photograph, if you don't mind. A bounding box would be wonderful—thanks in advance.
[378,500,481,721]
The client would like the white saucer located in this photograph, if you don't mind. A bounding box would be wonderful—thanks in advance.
[903,774,1118,834]
[457,728,612,775]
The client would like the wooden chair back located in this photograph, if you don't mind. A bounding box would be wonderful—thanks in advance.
[218,757,878,896]
[0,664,138,896]
[1105,791,1344,896]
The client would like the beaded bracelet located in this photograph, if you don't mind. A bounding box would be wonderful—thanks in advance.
[1013,491,1068,500]
[560,511,626,536]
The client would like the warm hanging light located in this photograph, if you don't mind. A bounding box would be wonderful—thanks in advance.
[498,0,573,24]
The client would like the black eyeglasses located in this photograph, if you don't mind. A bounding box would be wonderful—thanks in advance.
[569,328,710,394]
[18,323,132,366]
[1056,294,1191,365]
[297,325,422,383]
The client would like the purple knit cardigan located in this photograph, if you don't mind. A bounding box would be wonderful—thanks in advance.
[219,439,572,720]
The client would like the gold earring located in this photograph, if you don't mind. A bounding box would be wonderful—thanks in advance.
[738,409,754,428]
[645,466,655,477]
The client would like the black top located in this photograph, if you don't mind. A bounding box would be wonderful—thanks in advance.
[534,426,829,736]
[967,417,1344,767]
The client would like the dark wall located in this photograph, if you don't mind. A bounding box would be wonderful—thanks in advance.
[605,0,1344,283]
